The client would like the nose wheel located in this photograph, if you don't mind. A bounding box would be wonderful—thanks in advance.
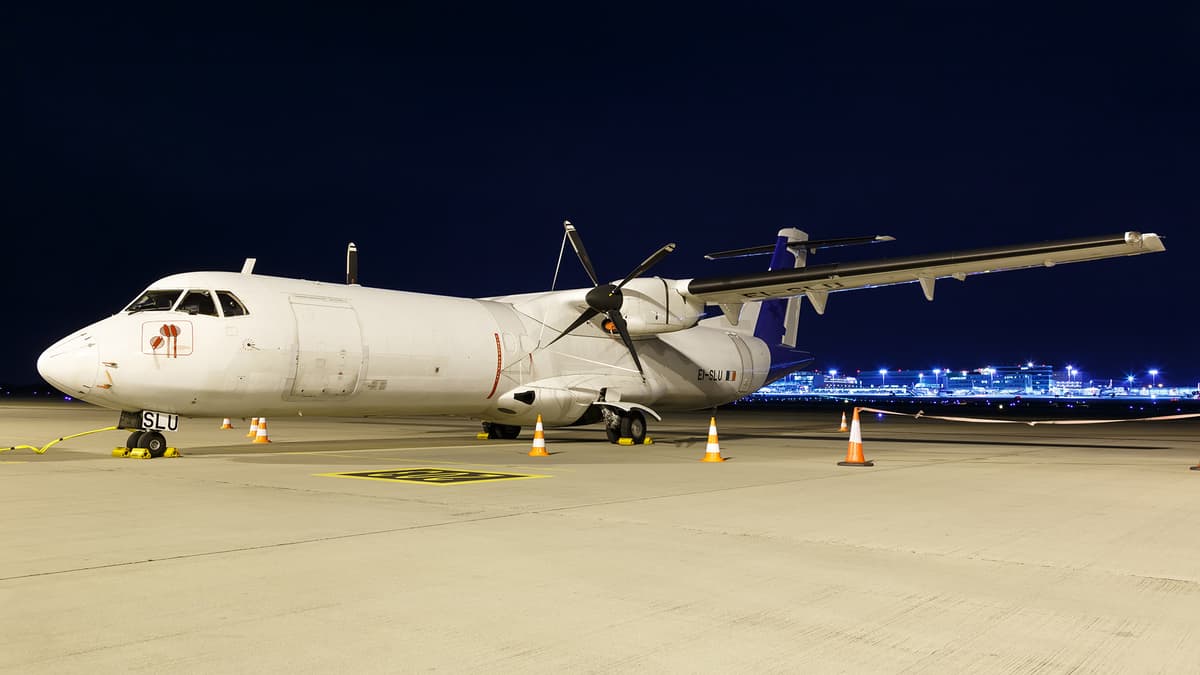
[126,430,169,457]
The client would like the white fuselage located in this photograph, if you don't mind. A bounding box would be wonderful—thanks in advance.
[38,272,771,427]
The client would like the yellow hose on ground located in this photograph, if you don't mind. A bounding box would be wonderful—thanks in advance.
[2,426,120,455]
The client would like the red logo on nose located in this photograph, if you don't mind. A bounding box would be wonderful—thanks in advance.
[153,324,182,357]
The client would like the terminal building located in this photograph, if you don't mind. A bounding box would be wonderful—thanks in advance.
[753,363,1179,397]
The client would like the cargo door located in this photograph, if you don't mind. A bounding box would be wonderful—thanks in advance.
[289,296,363,398]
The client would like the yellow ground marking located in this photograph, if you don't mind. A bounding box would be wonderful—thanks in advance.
[315,467,551,486]
[257,442,528,457]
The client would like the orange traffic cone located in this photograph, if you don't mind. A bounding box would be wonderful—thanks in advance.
[838,411,848,432]
[253,417,271,443]
[245,417,259,438]
[701,416,725,462]
[838,408,873,467]
[220,417,234,430]
[528,415,549,456]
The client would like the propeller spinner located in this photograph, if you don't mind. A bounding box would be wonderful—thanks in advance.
[545,221,676,380]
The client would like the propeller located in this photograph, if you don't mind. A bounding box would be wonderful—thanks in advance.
[546,221,676,380]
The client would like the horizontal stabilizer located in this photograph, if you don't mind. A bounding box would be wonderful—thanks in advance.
[704,234,895,260]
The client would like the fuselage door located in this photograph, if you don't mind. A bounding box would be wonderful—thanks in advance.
[289,296,363,398]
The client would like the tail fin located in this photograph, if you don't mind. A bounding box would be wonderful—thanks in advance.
[738,228,806,345]
[740,228,814,383]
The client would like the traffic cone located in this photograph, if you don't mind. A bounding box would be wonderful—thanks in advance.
[838,411,848,432]
[253,417,271,444]
[701,416,725,462]
[220,417,234,430]
[528,415,549,456]
[245,417,259,438]
[838,408,873,467]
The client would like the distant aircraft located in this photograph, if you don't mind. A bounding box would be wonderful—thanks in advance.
[37,223,1164,454]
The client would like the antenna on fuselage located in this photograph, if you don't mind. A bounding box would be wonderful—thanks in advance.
[346,242,359,285]
[241,258,257,274]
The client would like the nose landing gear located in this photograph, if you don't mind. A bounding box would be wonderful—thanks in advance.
[119,429,178,458]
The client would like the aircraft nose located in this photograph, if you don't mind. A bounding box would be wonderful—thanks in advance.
[37,331,98,395]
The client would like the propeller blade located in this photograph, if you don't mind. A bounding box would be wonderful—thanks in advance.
[545,307,600,348]
[606,310,645,380]
[616,242,677,290]
[563,221,600,287]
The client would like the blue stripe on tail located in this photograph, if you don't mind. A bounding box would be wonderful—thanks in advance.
[754,234,815,384]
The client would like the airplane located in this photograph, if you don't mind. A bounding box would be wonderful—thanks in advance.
[36,223,1165,455]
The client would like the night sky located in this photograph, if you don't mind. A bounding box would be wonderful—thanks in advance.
[6,5,1198,387]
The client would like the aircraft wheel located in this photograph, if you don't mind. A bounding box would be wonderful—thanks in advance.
[138,431,168,458]
[620,411,647,445]
[483,422,521,439]
[126,430,145,449]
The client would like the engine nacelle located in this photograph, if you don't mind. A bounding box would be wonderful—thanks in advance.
[617,278,704,336]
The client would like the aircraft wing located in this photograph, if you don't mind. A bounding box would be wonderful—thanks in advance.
[682,231,1164,310]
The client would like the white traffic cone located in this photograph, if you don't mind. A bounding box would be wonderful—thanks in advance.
[253,417,271,444]
[528,415,549,456]
[838,408,873,467]
[701,416,725,462]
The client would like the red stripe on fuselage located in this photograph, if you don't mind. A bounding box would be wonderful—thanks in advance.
[487,333,502,399]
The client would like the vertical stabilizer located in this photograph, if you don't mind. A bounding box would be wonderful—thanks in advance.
[743,228,814,384]
[739,228,806,346]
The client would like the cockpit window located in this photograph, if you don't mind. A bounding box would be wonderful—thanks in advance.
[177,290,219,317]
[216,291,249,317]
[125,289,183,313]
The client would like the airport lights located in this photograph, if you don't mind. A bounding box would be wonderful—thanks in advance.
[1149,369,1159,388]
[932,368,942,389]
[1127,374,1135,390]
[879,368,888,388]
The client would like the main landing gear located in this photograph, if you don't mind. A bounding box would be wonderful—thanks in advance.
[603,408,647,445]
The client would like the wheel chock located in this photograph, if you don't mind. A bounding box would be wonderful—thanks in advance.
[617,437,635,446]
[642,436,654,445]
[164,447,182,458]
[128,448,152,460]
[476,432,491,440]
[112,447,131,457]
